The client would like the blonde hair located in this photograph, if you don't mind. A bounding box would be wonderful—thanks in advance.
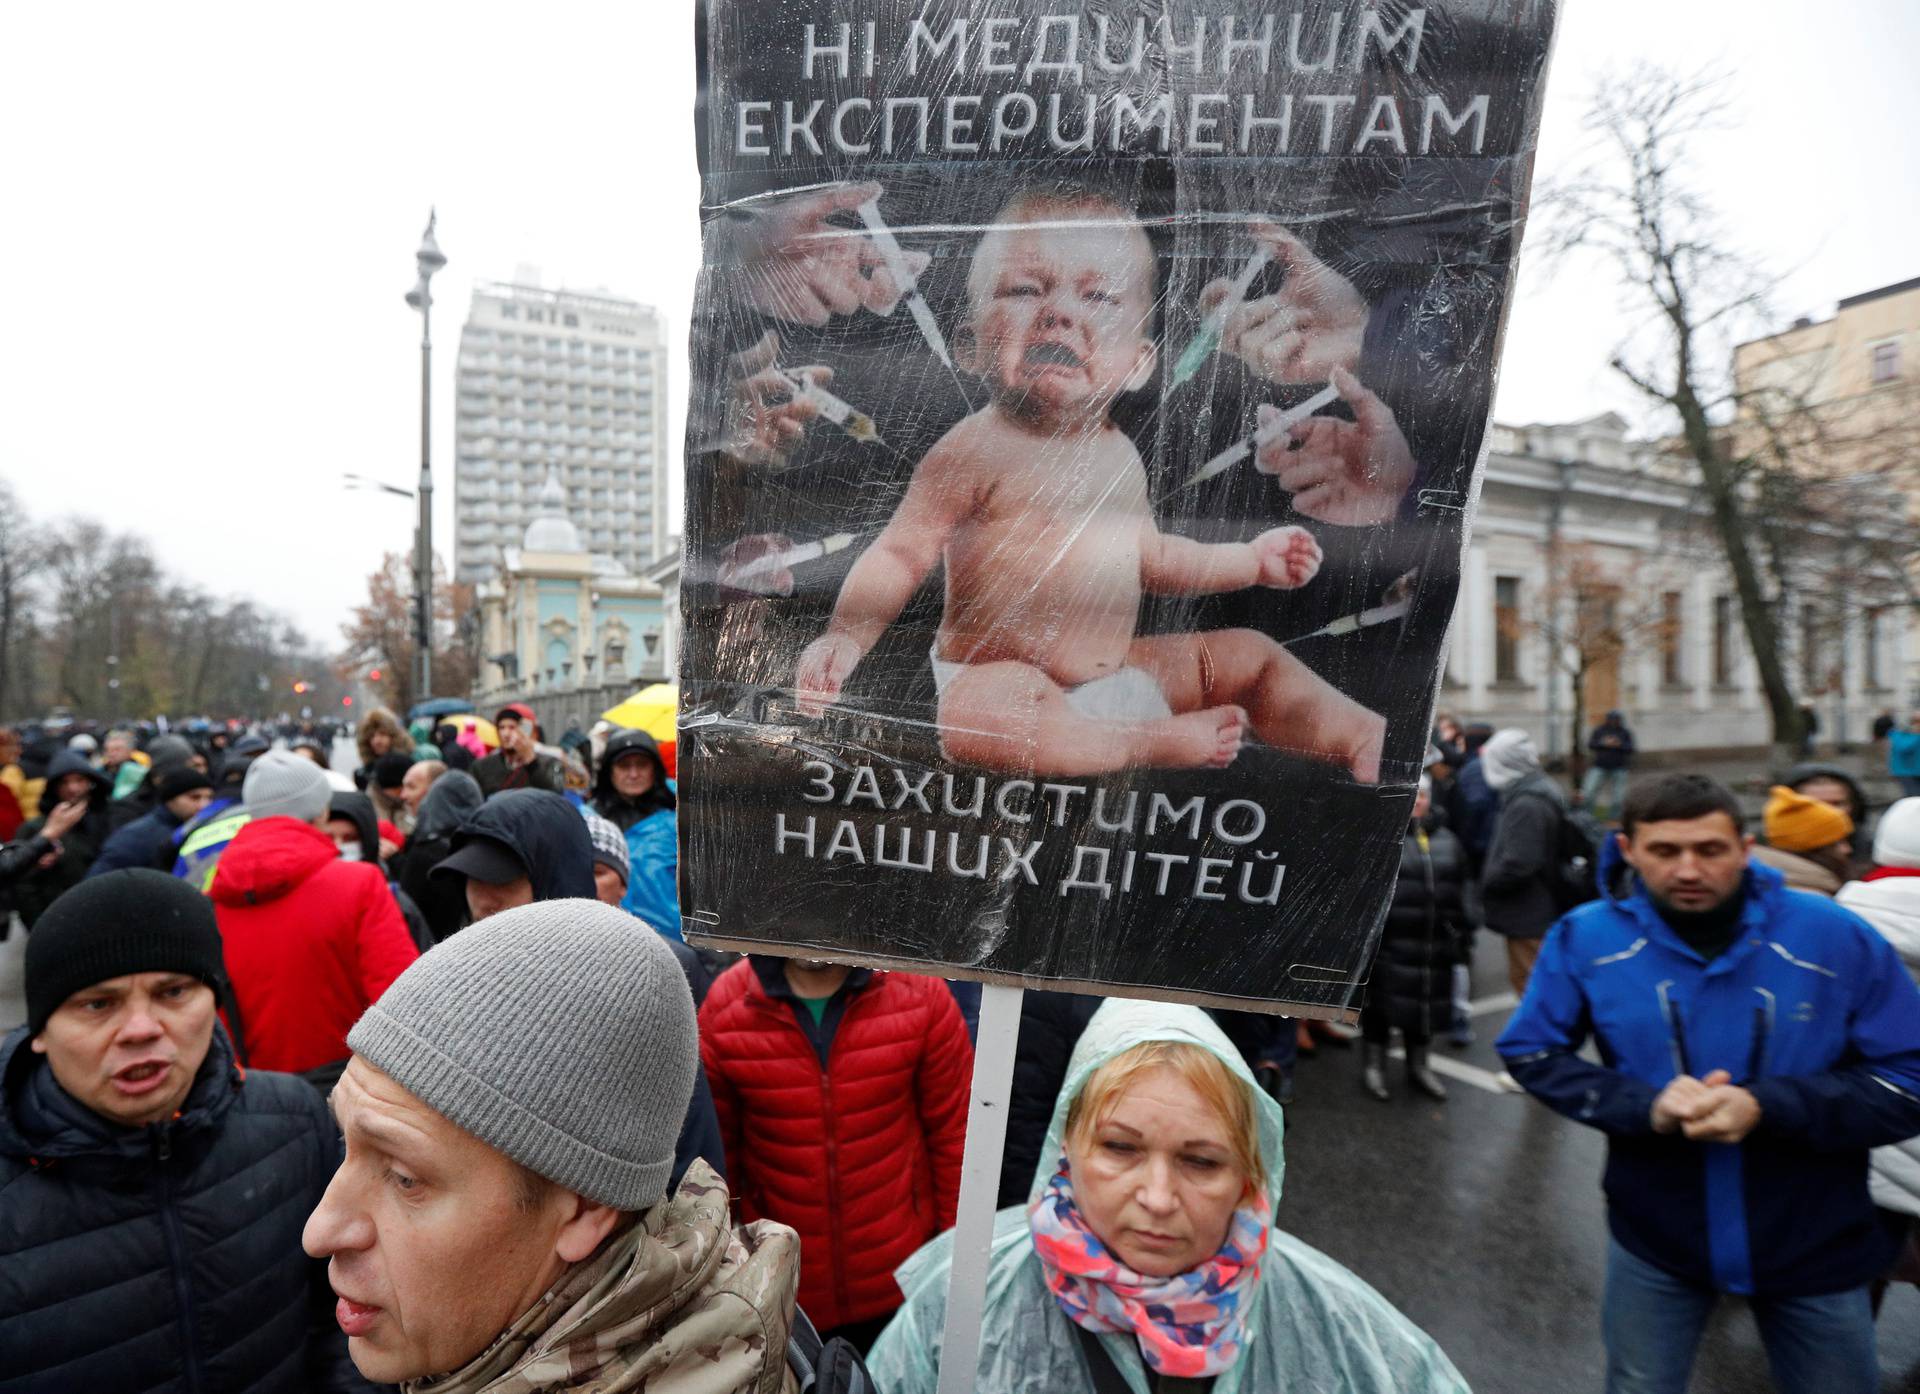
[1064,1039,1266,1193]
[964,187,1156,319]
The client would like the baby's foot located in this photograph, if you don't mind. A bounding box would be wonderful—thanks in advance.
[1142,705,1247,769]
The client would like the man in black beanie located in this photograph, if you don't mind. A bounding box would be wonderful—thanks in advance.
[0,871,374,1393]
[86,763,216,877]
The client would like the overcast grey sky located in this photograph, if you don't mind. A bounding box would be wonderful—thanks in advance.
[2,2,1915,650]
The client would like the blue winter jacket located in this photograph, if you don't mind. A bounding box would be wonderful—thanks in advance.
[621,808,682,941]
[1891,729,1920,779]
[1497,842,1920,1297]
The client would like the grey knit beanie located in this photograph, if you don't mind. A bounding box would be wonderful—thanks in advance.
[243,749,333,823]
[347,898,696,1210]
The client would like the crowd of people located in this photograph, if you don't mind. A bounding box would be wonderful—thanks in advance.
[2,705,1919,1393]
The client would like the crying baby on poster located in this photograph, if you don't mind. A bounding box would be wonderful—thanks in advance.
[724,185,1418,781]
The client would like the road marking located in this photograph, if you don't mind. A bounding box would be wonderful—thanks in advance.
[1468,991,1518,1017]
[1386,1045,1515,1095]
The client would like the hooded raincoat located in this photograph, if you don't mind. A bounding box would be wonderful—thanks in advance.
[397,770,484,943]
[866,999,1469,1393]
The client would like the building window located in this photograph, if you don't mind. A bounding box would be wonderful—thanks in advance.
[1866,607,1885,689]
[1661,591,1684,686]
[563,313,579,328]
[500,303,519,319]
[1494,576,1522,682]
[1712,595,1734,686]
[1871,340,1901,385]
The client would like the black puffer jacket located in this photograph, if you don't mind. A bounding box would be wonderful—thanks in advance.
[0,1025,371,1394]
[1367,814,1473,1035]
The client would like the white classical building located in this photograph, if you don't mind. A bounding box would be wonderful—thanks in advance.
[453,281,671,584]
[1446,414,1911,758]
[472,469,669,713]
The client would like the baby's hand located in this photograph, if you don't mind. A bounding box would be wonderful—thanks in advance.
[795,633,863,717]
[1251,526,1322,589]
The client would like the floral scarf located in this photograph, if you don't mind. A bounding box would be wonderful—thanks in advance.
[1028,1158,1268,1378]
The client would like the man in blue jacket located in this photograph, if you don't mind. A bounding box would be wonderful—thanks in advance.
[1498,773,1920,1393]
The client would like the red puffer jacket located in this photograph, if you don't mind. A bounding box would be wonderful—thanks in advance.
[209,816,418,1074]
[699,959,973,1329]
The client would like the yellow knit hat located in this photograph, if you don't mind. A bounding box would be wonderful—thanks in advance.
[1763,785,1853,853]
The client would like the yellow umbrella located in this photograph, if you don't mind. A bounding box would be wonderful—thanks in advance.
[601,683,678,742]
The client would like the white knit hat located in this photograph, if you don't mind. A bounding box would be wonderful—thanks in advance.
[242,749,334,823]
[1873,797,1920,871]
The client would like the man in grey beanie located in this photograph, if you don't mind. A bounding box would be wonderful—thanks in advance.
[303,899,800,1393]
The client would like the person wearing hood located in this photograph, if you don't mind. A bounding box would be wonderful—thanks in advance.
[1480,729,1569,996]
[1835,797,1920,1310]
[9,749,115,928]
[325,791,434,954]
[1582,710,1636,820]
[472,701,565,797]
[396,770,484,944]
[352,706,408,791]
[1361,774,1470,1103]
[171,739,270,892]
[86,765,214,878]
[301,901,800,1393]
[210,752,418,1086]
[1751,785,1855,897]
[1498,774,1920,1393]
[590,727,681,938]
[0,871,374,1394]
[868,998,1468,1392]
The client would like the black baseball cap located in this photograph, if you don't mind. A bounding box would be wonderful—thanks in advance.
[430,835,529,886]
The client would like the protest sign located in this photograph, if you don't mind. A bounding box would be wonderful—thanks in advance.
[682,0,1559,1018]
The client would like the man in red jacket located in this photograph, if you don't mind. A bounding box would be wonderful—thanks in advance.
[210,751,418,1085]
[698,954,972,1351]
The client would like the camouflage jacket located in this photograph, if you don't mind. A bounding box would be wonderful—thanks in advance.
[406,1161,800,1394]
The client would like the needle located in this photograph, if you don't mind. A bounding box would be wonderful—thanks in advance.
[779,370,882,445]
[729,532,860,585]
[857,199,954,369]
[1181,382,1340,489]
[1171,246,1273,388]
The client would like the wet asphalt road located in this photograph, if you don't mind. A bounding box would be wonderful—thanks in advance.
[1276,933,1920,1394]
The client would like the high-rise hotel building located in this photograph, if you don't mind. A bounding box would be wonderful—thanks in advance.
[453,282,670,584]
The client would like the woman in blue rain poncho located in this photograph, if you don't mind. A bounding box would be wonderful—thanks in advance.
[867,998,1469,1393]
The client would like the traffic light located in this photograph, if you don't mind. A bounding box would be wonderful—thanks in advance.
[342,696,354,707]
[293,681,309,695]
[369,668,382,682]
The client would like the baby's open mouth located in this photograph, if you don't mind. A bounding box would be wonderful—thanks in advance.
[1023,342,1084,370]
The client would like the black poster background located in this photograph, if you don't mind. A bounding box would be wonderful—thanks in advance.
[681,1,1558,1016]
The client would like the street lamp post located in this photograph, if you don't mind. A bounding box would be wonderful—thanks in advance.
[405,210,447,704]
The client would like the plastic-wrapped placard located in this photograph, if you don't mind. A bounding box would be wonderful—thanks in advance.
[681,1,1557,1016]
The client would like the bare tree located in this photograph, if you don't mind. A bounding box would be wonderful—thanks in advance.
[339,552,475,713]
[1511,542,1680,775]
[1545,66,1809,761]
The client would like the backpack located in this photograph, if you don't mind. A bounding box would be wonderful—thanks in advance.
[786,1306,877,1394]
[1512,787,1603,912]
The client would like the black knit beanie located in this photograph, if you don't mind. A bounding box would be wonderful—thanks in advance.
[157,765,214,802]
[26,871,227,1034]
[373,750,415,789]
